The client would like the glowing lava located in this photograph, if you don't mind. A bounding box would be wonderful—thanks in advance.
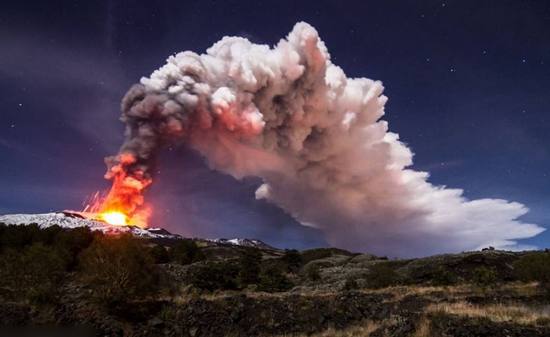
[83,152,152,228]
[99,211,128,226]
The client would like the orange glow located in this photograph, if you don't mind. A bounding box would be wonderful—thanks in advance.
[99,211,128,226]
[83,153,153,228]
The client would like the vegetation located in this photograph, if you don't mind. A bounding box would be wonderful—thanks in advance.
[150,244,170,264]
[471,267,498,288]
[365,262,400,289]
[258,264,293,292]
[513,252,550,293]
[237,248,262,286]
[1,223,549,336]
[300,247,354,264]
[170,239,204,265]
[79,234,160,305]
[304,263,321,281]
[189,261,239,291]
[282,249,303,272]
[0,243,67,303]
[431,266,458,286]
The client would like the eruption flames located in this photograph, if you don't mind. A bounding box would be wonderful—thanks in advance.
[84,153,152,227]
[88,22,543,255]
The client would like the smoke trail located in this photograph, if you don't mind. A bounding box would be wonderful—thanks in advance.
[105,22,544,256]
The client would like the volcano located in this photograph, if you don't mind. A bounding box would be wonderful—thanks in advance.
[0,211,276,249]
[0,211,181,239]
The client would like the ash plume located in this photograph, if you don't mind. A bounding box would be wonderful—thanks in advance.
[105,22,544,256]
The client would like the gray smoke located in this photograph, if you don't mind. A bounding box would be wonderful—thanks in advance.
[107,22,544,256]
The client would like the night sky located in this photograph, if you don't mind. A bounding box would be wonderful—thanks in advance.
[1,0,549,251]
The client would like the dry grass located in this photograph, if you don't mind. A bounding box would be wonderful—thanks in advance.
[427,301,550,324]
[278,320,380,337]
[411,317,431,337]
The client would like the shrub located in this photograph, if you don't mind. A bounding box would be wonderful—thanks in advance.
[513,252,550,292]
[79,234,159,305]
[189,261,239,291]
[282,249,303,273]
[0,223,41,250]
[432,266,458,286]
[53,226,94,269]
[366,263,399,289]
[304,263,321,281]
[0,243,67,303]
[471,267,498,288]
[170,240,204,265]
[237,248,262,287]
[150,244,170,264]
[258,265,293,292]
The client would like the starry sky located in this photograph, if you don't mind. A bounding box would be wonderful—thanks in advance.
[1,0,549,251]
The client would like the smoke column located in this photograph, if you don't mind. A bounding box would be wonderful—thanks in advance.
[104,22,544,256]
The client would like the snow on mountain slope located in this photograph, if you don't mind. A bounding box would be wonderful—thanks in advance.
[0,212,181,239]
[0,212,279,250]
[208,238,277,250]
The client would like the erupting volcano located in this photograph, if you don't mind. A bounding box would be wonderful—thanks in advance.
[82,152,153,228]
[79,21,542,255]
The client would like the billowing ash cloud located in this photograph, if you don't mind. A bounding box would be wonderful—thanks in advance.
[106,22,544,256]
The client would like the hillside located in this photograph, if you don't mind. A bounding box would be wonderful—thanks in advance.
[0,220,549,337]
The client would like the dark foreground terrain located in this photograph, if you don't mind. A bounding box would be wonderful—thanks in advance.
[0,223,549,337]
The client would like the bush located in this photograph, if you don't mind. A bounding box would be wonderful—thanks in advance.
[366,263,399,289]
[150,244,170,264]
[304,263,321,281]
[189,261,239,292]
[0,243,67,303]
[79,234,159,305]
[53,226,94,269]
[258,265,293,292]
[471,267,498,288]
[170,240,204,265]
[237,248,262,287]
[513,252,550,292]
[282,249,303,273]
[432,266,458,286]
[0,223,41,251]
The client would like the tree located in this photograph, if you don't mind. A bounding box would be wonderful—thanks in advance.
[190,262,239,292]
[0,243,67,303]
[471,267,498,288]
[304,263,321,282]
[150,244,170,264]
[237,248,262,287]
[513,252,550,293]
[366,263,399,289]
[170,240,204,265]
[258,265,293,292]
[282,249,303,273]
[79,234,159,305]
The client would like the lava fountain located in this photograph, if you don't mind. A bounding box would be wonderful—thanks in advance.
[83,153,153,228]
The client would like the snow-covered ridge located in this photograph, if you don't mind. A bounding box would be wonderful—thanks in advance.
[0,212,278,249]
[0,212,181,239]
[208,238,276,250]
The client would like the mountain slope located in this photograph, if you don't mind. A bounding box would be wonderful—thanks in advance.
[0,212,275,249]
